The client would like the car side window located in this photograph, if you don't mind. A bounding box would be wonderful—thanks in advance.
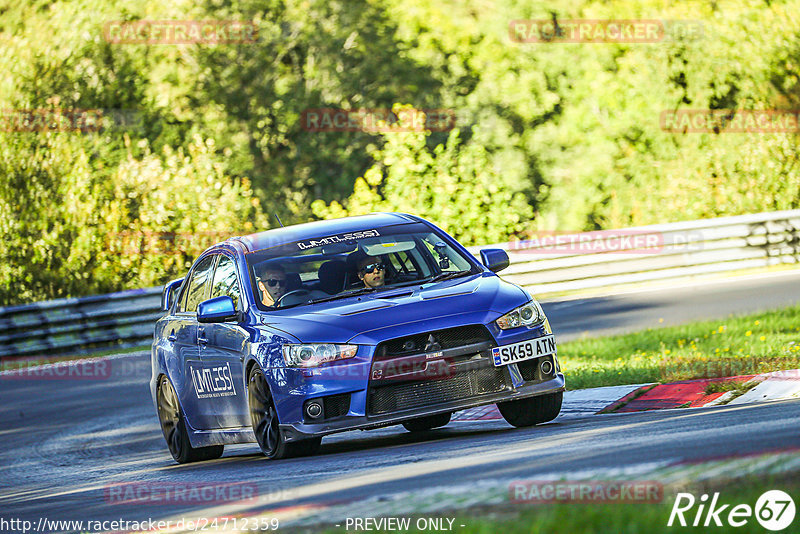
[210,255,241,309]
[181,255,216,313]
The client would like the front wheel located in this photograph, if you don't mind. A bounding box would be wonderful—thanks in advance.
[498,391,563,428]
[402,412,451,432]
[248,367,321,459]
[157,376,224,464]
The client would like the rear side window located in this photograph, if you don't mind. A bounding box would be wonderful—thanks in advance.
[180,255,216,312]
[210,255,241,309]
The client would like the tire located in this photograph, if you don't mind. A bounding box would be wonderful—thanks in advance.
[498,391,563,428]
[248,366,322,459]
[402,412,451,432]
[157,376,224,464]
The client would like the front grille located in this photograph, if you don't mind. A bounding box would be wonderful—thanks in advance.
[375,325,493,360]
[367,365,509,415]
[323,393,351,419]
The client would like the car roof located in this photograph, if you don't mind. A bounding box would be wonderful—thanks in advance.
[230,212,424,253]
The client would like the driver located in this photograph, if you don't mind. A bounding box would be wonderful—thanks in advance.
[256,265,290,306]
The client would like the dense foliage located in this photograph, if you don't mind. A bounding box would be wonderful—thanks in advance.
[1,0,798,304]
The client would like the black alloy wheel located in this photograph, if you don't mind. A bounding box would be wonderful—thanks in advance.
[157,376,224,463]
[248,367,321,459]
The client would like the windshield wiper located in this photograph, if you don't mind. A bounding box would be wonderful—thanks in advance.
[304,271,472,306]
[307,287,377,305]
[426,270,472,283]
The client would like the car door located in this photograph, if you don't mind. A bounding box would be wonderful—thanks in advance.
[200,253,250,429]
[172,254,219,430]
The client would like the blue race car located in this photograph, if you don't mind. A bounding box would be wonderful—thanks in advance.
[151,213,564,463]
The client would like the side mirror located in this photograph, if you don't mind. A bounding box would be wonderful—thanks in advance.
[480,248,510,273]
[198,296,239,323]
[161,277,185,312]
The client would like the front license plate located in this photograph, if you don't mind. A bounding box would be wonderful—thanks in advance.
[492,335,556,367]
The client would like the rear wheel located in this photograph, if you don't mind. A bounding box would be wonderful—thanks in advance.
[498,392,563,428]
[157,376,224,463]
[248,367,321,459]
[402,412,451,432]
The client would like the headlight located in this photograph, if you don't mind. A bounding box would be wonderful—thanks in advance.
[496,300,545,330]
[281,344,358,367]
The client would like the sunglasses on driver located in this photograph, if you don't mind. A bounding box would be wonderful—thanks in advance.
[360,262,385,275]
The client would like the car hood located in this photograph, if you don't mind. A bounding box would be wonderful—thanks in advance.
[258,273,529,344]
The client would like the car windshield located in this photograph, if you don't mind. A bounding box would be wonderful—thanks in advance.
[246,222,477,309]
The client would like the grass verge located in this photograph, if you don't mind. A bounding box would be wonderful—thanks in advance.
[452,476,800,534]
[559,304,800,390]
[313,473,800,534]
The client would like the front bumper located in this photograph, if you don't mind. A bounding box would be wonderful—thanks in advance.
[280,371,565,441]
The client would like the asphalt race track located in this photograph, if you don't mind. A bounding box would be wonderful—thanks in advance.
[2,271,800,532]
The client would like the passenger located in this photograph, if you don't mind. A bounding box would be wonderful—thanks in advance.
[256,265,290,306]
[356,255,386,289]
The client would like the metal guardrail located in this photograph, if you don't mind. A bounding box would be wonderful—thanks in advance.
[0,288,162,358]
[469,209,800,295]
[2,210,798,359]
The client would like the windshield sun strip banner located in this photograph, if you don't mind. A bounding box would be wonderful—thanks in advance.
[296,229,381,250]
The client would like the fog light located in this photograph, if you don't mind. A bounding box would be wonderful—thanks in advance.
[305,401,323,419]
[540,359,554,376]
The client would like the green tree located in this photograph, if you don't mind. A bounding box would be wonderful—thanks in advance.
[312,108,534,245]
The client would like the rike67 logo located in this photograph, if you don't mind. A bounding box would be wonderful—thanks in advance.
[668,490,796,531]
